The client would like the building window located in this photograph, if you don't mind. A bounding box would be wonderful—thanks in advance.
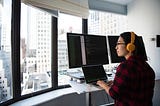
[0,0,12,103]
[88,10,127,35]
[20,3,52,95]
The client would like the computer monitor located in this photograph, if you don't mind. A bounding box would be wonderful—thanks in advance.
[107,35,148,63]
[67,33,109,68]
[67,34,82,68]
[156,35,160,47]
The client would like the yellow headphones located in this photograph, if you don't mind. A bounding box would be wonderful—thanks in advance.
[126,32,135,52]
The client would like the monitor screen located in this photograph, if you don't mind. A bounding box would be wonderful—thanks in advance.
[67,33,82,68]
[84,35,109,65]
[108,35,148,63]
[82,65,107,83]
[156,35,160,47]
[67,33,109,68]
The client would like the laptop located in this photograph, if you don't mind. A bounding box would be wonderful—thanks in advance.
[82,65,108,86]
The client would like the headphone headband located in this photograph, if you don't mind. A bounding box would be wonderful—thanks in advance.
[131,32,135,44]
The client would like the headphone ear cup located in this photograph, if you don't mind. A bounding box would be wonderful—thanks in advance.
[126,43,135,52]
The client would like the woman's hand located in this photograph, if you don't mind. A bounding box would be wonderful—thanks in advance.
[96,80,113,94]
[106,80,113,86]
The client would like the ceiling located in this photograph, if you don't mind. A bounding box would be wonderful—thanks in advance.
[98,0,133,5]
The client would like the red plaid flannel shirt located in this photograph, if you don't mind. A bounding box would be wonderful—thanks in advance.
[109,56,155,106]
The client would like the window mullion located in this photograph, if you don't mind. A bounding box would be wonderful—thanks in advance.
[11,0,21,98]
[51,16,58,89]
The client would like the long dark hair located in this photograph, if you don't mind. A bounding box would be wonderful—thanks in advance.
[120,32,147,60]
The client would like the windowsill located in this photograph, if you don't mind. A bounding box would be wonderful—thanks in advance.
[10,88,76,106]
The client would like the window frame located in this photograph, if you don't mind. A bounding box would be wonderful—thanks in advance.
[1,0,87,105]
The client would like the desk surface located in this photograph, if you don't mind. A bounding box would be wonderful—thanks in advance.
[69,81,103,94]
[69,81,114,106]
[68,70,115,94]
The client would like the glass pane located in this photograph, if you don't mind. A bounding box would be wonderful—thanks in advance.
[58,13,82,86]
[0,0,12,103]
[21,3,52,95]
[88,10,127,35]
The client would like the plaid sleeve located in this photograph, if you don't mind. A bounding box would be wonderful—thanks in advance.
[109,62,129,100]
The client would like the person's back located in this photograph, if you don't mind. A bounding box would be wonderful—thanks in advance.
[112,55,155,106]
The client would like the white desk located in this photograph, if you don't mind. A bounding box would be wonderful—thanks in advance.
[69,81,102,106]
[69,81,114,106]
[67,70,115,106]
[68,72,115,94]
[69,81,103,94]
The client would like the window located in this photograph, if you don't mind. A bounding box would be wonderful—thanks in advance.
[0,1,128,104]
[58,13,82,85]
[88,10,127,35]
[20,3,52,95]
[0,0,12,103]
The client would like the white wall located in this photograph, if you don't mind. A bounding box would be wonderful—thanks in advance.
[127,0,160,79]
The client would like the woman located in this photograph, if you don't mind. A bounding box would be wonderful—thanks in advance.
[97,32,155,106]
